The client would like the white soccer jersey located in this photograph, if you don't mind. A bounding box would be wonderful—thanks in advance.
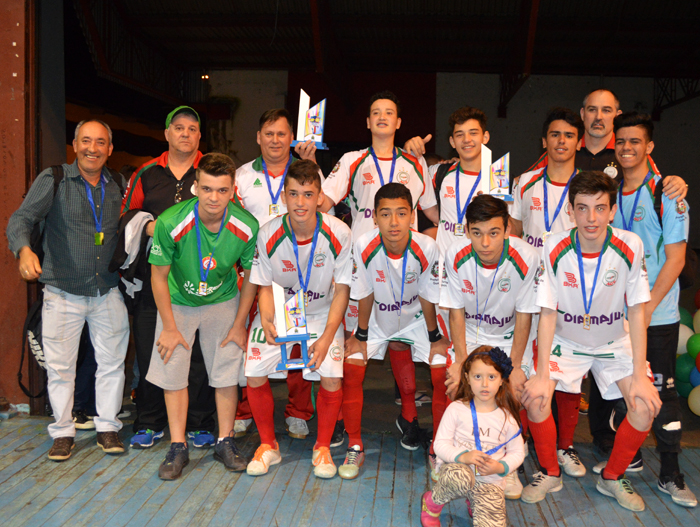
[431,162,481,256]
[441,236,540,345]
[322,148,438,239]
[250,213,352,316]
[511,168,577,254]
[536,226,650,349]
[352,228,440,338]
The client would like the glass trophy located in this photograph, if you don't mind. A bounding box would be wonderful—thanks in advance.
[291,89,328,150]
[489,153,512,202]
[273,282,311,371]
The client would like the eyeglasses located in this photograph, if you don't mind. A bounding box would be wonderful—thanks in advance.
[174,180,184,203]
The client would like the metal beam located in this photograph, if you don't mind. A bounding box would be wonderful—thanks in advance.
[652,77,700,120]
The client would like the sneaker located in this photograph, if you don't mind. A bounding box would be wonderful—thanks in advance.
[521,471,563,503]
[312,446,337,478]
[330,420,345,448]
[396,415,421,451]
[130,429,165,449]
[592,450,643,474]
[557,447,586,477]
[247,442,282,476]
[188,430,216,448]
[285,416,309,439]
[428,453,439,482]
[73,410,95,430]
[658,473,698,508]
[48,437,75,461]
[214,437,247,471]
[596,475,645,511]
[579,395,589,415]
[97,431,125,454]
[338,445,365,480]
[233,418,254,438]
[395,391,432,407]
[117,407,131,419]
[420,491,443,527]
[159,442,189,480]
[505,471,524,500]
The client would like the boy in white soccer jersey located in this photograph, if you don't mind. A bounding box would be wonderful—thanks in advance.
[520,171,661,512]
[441,194,539,497]
[244,160,352,479]
[340,183,448,480]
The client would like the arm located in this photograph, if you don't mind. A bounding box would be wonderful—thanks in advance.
[445,307,467,400]
[508,311,532,396]
[221,269,259,350]
[521,307,556,410]
[662,175,688,202]
[625,302,661,417]
[319,194,335,213]
[422,205,439,225]
[403,134,432,157]
[420,296,448,365]
[645,241,686,327]
[151,264,189,363]
[510,218,523,238]
[344,293,374,363]
[257,284,278,344]
[308,284,350,369]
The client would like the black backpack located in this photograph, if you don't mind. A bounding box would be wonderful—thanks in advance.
[433,163,453,216]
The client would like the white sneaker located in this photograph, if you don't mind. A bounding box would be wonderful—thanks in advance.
[312,446,337,479]
[285,416,309,439]
[246,443,281,476]
[557,447,586,477]
[505,471,523,500]
[658,474,698,508]
[233,418,253,438]
[596,475,645,511]
[521,471,563,503]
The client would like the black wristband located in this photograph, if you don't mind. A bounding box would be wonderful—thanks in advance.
[428,328,442,343]
[354,327,369,342]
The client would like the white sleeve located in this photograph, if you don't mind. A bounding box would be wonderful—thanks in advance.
[440,249,465,309]
[322,154,351,206]
[351,239,374,300]
[417,156,438,210]
[250,230,273,287]
[333,224,353,287]
[625,235,652,307]
[535,241,557,311]
[419,240,441,304]
[515,249,541,314]
[511,179,523,221]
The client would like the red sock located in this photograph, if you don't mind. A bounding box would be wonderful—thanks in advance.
[529,413,561,477]
[603,417,649,480]
[520,409,529,436]
[285,345,314,420]
[342,363,366,449]
[555,391,580,450]
[315,387,343,448]
[337,408,343,420]
[247,381,277,445]
[430,367,447,445]
[235,387,253,420]
[390,348,417,421]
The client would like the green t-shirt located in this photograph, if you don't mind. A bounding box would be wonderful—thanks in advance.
[149,198,259,307]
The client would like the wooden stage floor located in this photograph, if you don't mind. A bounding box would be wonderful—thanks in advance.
[2,416,700,526]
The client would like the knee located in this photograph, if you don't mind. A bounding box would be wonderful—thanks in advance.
[247,376,267,388]
[628,404,654,430]
[321,377,342,392]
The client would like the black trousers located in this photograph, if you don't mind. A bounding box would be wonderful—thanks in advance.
[132,283,216,434]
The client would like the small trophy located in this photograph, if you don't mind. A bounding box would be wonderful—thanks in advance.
[291,89,328,150]
[273,282,311,371]
[489,153,512,202]
[479,144,493,196]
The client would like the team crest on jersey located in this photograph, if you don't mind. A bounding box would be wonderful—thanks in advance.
[396,171,410,184]
[431,261,439,278]
[362,172,375,185]
[445,186,456,198]
[330,162,341,175]
[314,253,326,267]
[151,244,162,256]
[677,201,687,214]
[405,271,418,284]
[253,178,262,188]
[563,272,578,288]
[282,260,297,272]
[530,197,542,211]
[462,279,475,295]
[603,269,618,287]
[535,262,545,285]
[352,259,358,275]
[634,206,645,222]
[641,256,647,272]
[376,270,386,283]
[202,256,217,270]
[329,345,343,361]
[498,278,511,293]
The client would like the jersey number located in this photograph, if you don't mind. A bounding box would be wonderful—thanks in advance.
[250,327,267,344]
[551,345,562,357]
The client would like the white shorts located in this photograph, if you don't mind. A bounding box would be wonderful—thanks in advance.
[244,313,344,381]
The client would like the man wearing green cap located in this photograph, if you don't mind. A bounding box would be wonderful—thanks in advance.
[121,105,218,451]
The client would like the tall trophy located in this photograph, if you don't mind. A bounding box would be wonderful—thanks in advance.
[489,153,513,202]
[273,282,311,371]
[291,89,328,150]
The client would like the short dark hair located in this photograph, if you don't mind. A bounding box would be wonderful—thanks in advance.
[582,88,621,111]
[374,182,413,211]
[466,195,509,230]
[258,108,294,131]
[542,107,584,140]
[368,90,401,117]
[449,107,487,135]
[284,159,321,190]
[568,170,618,207]
[196,152,236,184]
[613,111,654,141]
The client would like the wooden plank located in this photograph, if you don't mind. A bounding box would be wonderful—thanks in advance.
[0,422,45,453]
[514,455,563,527]
[0,435,53,479]
[391,445,413,527]
[371,434,397,527]
[346,434,381,527]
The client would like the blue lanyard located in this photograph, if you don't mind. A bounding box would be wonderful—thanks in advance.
[261,154,293,206]
[575,228,610,317]
[618,171,653,231]
[370,147,397,186]
[470,400,523,455]
[82,174,107,233]
[382,234,409,315]
[543,167,576,232]
[475,247,505,334]
[456,166,481,224]
[289,213,321,297]
[194,203,228,283]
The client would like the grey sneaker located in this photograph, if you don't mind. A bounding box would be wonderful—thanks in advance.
[285,416,309,439]
[159,443,189,480]
[596,475,645,511]
[214,437,247,471]
[557,447,586,477]
[658,474,698,508]
[505,470,524,500]
[521,471,563,503]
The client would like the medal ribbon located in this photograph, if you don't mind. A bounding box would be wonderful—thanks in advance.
[618,171,653,231]
[194,203,228,284]
[575,228,610,319]
[543,167,577,233]
[261,154,293,207]
[289,212,321,299]
[475,247,505,336]
[456,166,481,226]
[370,147,397,186]
[83,173,107,234]
[381,233,410,318]
[470,400,523,455]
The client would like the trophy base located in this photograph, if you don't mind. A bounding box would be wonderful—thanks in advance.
[490,193,514,203]
[275,335,311,371]
[291,140,328,150]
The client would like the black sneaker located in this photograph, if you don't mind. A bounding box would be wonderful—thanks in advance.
[159,442,189,480]
[73,410,95,430]
[214,437,247,471]
[331,419,345,448]
[396,415,421,451]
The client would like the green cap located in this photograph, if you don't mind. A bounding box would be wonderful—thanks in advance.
[165,106,201,128]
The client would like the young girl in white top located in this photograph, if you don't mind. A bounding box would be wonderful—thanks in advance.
[421,346,525,527]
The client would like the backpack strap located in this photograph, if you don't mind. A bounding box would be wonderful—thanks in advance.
[105,167,126,196]
[653,175,665,229]
[433,163,452,216]
[18,295,47,399]
[50,165,64,198]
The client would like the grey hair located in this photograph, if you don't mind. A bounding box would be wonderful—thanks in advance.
[74,119,113,145]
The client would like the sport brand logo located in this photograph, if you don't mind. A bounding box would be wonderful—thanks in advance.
[530,197,542,211]
[249,348,261,361]
[282,260,296,272]
[462,279,475,295]
[253,178,262,188]
[445,186,456,198]
[563,272,578,288]
[362,172,374,185]
[376,270,386,283]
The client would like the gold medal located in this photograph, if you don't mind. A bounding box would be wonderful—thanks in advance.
[583,314,591,330]
[198,281,208,295]
[269,204,279,216]
[542,231,551,243]
[454,224,465,236]
[95,232,104,246]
